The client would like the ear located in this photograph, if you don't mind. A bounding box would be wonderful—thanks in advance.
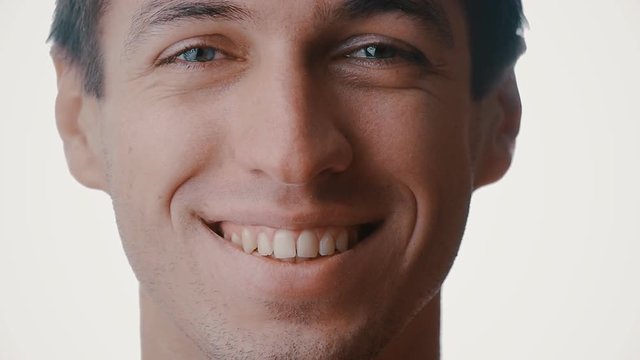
[52,50,108,192]
[472,68,522,189]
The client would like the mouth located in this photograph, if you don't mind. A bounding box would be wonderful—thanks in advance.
[196,214,391,299]
[205,220,381,263]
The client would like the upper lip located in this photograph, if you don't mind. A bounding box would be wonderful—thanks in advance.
[202,214,383,247]
[198,207,383,231]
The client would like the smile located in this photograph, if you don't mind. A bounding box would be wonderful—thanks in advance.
[207,221,380,262]
[197,212,394,298]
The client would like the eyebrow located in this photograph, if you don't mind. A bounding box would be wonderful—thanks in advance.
[126,0,252,52]
[340,0,454,47]
[126,0,453,53]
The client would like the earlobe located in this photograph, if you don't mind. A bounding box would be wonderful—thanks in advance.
[472,69,522,189]
[53,52,108,192]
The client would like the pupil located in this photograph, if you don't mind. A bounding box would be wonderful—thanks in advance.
[184,47,215,62]
[364,45,395,59]
[365,46,377,57]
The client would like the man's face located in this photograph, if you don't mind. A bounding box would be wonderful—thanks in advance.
[59,0,514,358]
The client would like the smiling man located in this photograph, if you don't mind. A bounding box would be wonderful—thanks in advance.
[49,0,525,359]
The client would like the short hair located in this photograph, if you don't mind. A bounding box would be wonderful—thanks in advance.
[49,0,525,99]
[49,0,107,97]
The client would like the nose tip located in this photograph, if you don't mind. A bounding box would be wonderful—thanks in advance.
[253,127,354,185]
[232,53,354,185]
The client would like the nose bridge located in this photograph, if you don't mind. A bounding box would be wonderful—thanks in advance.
[234,46,352,184]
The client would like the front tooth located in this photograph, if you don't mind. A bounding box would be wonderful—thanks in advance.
[273,230,296,259]
[231,233,242,247]
[242,228,257,254]
[257,232,273,256]
[297,230,319,258]
[336,229,349,252]
[319,233,336,256]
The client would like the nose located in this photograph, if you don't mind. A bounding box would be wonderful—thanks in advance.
[232,56,353,185]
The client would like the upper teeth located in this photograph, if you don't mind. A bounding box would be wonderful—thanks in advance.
[220,223,354,261]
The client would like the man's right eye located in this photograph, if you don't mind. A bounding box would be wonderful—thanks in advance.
[177,47,219,62]
[158,44,228,67]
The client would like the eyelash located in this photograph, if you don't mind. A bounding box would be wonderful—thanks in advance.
[157,42,228,69]
[156,40,429,71]
[342,42,428,67]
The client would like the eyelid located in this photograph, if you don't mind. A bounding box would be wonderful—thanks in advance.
[335,34,430,65]
[158,43,224,66]
[155,35,242,67]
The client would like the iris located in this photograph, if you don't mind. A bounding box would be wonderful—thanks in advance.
[180,47,217,62]
[355,45,397,59]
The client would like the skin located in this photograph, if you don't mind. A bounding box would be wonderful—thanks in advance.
[52,0,521,359]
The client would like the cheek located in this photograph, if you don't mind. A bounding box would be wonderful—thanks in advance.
[341,88,474,273]
[98,94,229,274]
[104,92,227,199]
[341,88,474,189]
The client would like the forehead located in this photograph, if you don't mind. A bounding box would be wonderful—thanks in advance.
[102,0,466,46]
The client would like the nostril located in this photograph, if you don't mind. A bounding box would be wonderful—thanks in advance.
[237,118,354,186]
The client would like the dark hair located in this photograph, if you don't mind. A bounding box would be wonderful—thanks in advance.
[49,0,107,97]
[462,0,526,97]
[49,0,525,99]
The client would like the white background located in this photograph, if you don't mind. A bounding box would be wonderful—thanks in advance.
[1,1,638,359]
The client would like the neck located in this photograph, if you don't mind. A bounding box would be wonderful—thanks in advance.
[140,288,207,360]
[140,288,440,360]
[375,294,441,360]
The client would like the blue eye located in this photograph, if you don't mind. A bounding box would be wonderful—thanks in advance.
[348,44,398,60]
[178,47,218,62]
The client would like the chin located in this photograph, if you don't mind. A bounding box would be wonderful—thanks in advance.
[183,310,400,360]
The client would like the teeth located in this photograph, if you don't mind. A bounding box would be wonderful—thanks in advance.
[242,228,257,254]
[319,233,336,256]
[231,233,242,247]
[335,229,349,252]
[218,223,367,261]
[273,230,297,259]
[297,230,319,258]
[257,232,273,256]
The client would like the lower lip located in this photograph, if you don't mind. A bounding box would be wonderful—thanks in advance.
[197,219,384,300]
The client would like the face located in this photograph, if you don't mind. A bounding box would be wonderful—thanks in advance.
[54,0,520,358]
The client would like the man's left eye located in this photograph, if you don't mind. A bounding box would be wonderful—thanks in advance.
[346,44,398,60]
[177,47,220,62]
